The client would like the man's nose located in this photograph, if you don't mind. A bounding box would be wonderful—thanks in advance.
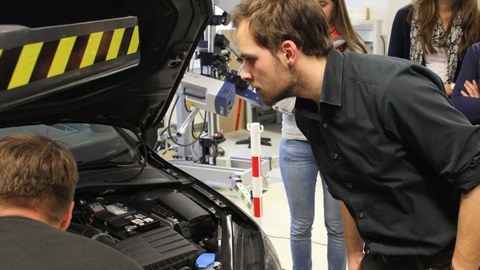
[240,67,252,81]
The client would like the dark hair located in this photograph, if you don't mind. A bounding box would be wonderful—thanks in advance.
[232,0,333,56]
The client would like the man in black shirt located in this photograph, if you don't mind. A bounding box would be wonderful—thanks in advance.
[232,0,480,269]
[0,134,143,270]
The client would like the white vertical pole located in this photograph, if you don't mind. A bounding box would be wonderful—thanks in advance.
[248,122,263,218]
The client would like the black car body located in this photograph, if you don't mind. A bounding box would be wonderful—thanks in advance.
[0,1,281,269]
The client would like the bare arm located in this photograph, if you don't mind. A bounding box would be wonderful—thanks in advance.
[452,184,480,269]
[339,201,364,270]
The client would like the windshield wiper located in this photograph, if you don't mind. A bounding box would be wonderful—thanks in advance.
[76,148,134,169]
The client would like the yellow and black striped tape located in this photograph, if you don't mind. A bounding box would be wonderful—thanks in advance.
[0,18,139,91]
[234,182,253,210]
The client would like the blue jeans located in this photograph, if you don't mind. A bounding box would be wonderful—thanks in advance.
[279,139,346,270]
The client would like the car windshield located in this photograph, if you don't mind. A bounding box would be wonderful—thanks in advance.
[0,124,139,165]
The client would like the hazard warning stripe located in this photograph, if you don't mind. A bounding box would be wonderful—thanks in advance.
[0,25,139,91]
[252,156,260,177]
[96,30,113,63]
[8,42,44,90]
[48,36,77,78]
[127,26,140,55]
[234,182,253,210]
[30,40,59,82]
[253,197,262,217]
[107,28,125,60]
[119,27,135,56]
[0,47,22,90]
[80,32,103,68]
[66,35,89,72]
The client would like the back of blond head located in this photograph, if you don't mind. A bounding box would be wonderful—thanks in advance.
[0,134,78,223]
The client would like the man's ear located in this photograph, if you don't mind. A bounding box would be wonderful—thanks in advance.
[59,202,74,231]
[280,40,298,65]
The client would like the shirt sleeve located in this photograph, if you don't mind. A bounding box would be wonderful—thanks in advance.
[378,63,480,193]
[451,43,480,125]
[387,5,412,59]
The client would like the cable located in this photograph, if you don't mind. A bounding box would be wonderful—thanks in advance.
[191,111,207,140]
[265,234,327,247]
[183,94,194,112]
[190,143,200,162]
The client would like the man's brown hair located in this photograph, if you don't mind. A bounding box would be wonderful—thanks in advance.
[0,134,78,223]
[232,0,333,57]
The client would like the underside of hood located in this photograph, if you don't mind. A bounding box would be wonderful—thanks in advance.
[0,0,213,136]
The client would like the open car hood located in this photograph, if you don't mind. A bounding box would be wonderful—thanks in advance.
[0,0,213,136]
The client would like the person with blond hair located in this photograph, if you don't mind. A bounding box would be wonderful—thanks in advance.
[232,0,480,269]
[0,134,143,270]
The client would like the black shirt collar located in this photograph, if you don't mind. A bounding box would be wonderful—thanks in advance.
[295,49,344,118]
[321,49,344,107]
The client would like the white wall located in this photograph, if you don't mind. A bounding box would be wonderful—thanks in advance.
[216,0,413,52]
[346,0,411,50]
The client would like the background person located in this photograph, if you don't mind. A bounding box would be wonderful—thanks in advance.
[274,0,366,269]
[451,42,480,124]
[0,134,143,270]
[388,0,480,96]
[232,0,480,269]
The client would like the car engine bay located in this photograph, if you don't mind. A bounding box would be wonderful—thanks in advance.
[69,186,221,270]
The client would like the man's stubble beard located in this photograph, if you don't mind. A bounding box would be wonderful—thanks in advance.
[261,64,299,106]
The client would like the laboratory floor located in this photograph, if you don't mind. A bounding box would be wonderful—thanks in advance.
[217,123,329,270]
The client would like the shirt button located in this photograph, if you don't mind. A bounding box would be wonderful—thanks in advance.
[332,153,340,160]
[322,122,329,128]
[346,183,353,189]
[358,212,365,219]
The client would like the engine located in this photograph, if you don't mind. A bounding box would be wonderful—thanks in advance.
[69,188,220,270]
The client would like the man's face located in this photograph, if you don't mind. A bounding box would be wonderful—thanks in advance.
[236,21,296,106]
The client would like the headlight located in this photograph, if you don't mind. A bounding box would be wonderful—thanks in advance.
[261,229,283,270]
[231,221,282,269]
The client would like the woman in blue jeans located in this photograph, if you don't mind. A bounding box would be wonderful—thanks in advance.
[279,136,346,270]
[275,1,367,269]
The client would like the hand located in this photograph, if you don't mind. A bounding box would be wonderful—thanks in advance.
[444,82,454,96]
[347,252,364,270]
[460,80,480,98]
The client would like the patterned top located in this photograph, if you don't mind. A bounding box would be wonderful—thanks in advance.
[409,5,463,84]
[388,4,466,83]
